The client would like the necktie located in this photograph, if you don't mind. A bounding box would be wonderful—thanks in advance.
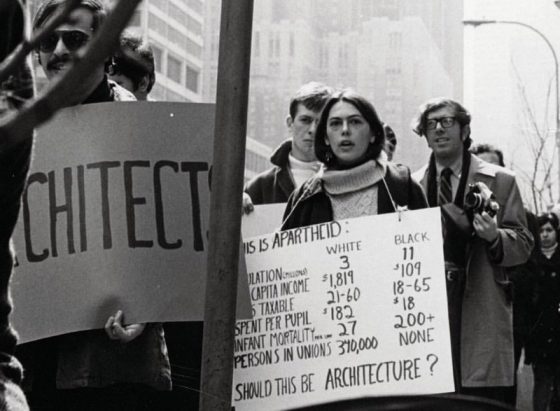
[438,168,453,206]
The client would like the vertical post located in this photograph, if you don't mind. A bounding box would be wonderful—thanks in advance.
[199,0,254,410]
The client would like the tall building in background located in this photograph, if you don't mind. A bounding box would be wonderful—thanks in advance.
[28,0,464,178]
[125,0,204,102]
[202,1,463,170]
[207,0,463,171]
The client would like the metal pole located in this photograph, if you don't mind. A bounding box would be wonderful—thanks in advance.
[199,0,254,410]
[464,19,560,197]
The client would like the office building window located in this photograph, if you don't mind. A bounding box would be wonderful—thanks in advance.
[150,0,168,12]
[186,65,199,92]
[187,15,203,36]
[187,0,203,14]
[186,38,202,58]
[168,26,186,49]
[167,55,182,83]
[148,12,167,37]
[169,2,188,25]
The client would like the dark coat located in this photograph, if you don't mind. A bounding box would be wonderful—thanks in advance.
[245,140,295,204]
[282,162,428,230]
[526,248,560,364]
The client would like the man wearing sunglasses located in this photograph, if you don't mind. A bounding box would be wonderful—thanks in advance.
[33,0,133,104]
[411,98,533,405]
[18,0,172,409]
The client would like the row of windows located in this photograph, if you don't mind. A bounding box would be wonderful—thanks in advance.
[153,46,200,93]
[149,0,203,36]
[253,31,295,58]
[150,0,203,14]
[148,12,202,58]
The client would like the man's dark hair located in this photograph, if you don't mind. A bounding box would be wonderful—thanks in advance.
[112,32,156,93]
[33,0,106,32]
[470,143,505,167]
[288,82,333,119]
[315,89,385,167]
[411,97,472,149]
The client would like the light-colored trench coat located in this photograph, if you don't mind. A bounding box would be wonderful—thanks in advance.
[413,154,533,387]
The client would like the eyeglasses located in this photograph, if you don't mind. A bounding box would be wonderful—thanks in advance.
[39,30,90,53]
[425,117,456,130]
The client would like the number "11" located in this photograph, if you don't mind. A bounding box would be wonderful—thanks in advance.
[402,246,414,260]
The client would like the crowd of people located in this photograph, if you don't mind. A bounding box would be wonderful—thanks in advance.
[1,0,560,410]
[244,84,560,409]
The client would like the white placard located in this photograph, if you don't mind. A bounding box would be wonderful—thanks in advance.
[11,102,251,343]
[234,208,454,410]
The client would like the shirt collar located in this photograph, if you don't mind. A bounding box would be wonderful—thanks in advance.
[435,157,462,179]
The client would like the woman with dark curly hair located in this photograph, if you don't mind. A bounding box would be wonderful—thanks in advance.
[281,89,427,229]
[526,212,560,411]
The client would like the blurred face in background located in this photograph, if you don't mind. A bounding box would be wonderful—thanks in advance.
[540,222,558,248]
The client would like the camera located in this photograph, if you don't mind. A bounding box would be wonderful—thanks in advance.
[464,182,500,217]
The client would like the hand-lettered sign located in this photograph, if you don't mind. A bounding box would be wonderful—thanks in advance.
[11,101,250,343]
[235,208,454,410]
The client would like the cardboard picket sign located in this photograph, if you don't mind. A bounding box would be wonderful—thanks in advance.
[235,208,454,410]
[11,101,250,343]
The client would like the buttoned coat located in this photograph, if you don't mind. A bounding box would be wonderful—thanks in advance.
[413,154,533,387]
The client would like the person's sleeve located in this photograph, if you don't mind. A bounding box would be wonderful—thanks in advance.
[408,174,428,210]
[244,175,264,205]
[488,175,533,267]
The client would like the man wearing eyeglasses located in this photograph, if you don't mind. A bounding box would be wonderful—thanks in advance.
[411,98,533,405]
[18,1,172,409]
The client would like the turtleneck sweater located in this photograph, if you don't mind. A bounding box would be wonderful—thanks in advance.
[322,160,386,220]
[288,154,321,189]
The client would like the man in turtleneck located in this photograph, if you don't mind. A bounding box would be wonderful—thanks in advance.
[412,98,533,405]
[244,82,333,206]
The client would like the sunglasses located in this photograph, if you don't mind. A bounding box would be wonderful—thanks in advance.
[39,30,91,53]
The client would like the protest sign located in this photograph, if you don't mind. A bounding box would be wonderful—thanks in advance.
[11,101,250,343]
[234,208,454,410]
[241,203,285,239]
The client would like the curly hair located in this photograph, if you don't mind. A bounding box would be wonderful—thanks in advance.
[112,31,155,93]
[411,97,472,149]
